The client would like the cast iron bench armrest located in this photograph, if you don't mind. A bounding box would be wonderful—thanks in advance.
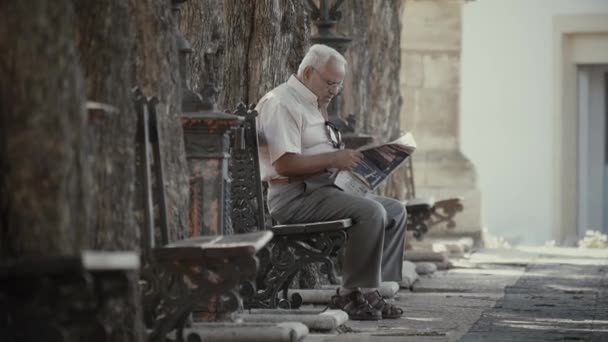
[431,197,464,229]
[271,219,352,235]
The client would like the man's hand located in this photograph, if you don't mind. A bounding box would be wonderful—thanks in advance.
[331,149,363,170]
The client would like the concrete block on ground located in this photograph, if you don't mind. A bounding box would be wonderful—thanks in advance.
[313,281,398,300]
[415,262,438,275]
[240,309,347,332]
[405,250,448,262]
[434,260,453,270]
[378,281,400,298]
[400,260,419,289]
[186,321,308,342]
[295,288,335,304]
[444,243,465,258]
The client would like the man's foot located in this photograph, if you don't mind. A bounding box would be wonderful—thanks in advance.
[329,289,382,321]
[364,290,404,319]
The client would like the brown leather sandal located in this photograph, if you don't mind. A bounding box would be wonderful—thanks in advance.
[329,289,382,321]
[365,290,404,319]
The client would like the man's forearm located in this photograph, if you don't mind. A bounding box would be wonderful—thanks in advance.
[273,152,335,177]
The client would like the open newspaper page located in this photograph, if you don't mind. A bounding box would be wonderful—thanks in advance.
[334,132,417,196]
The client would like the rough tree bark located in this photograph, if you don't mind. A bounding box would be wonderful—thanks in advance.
[337,0,404,200]
[179,0,225,98]
[72,1,143,341]
[182,0,309,110]
[0,0,89,258]
[131,0,190,242]
[1,0,188,338]
[73,0,137,256]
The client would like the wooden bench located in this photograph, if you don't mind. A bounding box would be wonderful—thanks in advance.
[0,251,138,341]
[402,157,464,239]
[132,89,273,341]
[229,104,351,309]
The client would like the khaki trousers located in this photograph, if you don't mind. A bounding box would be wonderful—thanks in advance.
[267,174,407,289]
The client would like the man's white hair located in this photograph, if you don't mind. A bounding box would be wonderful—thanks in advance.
[297,44,347,77]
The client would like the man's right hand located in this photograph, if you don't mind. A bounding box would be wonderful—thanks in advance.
[331,149,364,170]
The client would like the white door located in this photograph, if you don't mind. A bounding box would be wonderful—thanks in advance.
[604,71,608,234]
[577,65,608,237]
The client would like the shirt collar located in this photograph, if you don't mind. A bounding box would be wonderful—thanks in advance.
[287,75,318,106]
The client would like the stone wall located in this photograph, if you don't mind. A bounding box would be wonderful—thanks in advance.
[400,0,482,241]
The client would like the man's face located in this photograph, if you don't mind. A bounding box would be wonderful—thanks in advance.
[303,60,345,107]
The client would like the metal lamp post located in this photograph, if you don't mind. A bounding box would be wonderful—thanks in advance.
[307,0,352,131]
[307,0,373,147]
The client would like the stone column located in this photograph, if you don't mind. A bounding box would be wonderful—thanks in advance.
[400,0,482,242]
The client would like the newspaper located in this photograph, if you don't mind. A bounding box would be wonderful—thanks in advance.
[333,132,416,196]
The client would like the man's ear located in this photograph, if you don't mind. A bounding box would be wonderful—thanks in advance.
[302,66,314,82]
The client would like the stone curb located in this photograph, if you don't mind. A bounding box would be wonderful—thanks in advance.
[240,309,348,332]
[186,321,309,342]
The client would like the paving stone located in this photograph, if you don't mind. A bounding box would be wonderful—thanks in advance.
[458,254,608,341]
[293,247,608,341]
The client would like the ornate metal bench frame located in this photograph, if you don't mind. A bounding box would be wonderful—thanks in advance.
[229,104,351,309]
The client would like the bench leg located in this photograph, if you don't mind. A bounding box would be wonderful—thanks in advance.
[407,208,433,240]
[242,230,347,309]
[142,254,257,342]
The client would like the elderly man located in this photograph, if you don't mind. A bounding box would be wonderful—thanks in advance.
[255,44,406,321]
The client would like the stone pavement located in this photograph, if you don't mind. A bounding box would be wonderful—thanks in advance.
[303,247,608,341]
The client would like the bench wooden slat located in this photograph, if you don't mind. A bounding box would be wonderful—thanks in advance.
[403,197,435,209]
[154,231,273,261]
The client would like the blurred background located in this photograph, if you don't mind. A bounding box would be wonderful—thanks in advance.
[460,0,608,246]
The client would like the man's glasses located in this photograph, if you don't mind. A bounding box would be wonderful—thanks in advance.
[312,68,343,93]
[325,121,344,149]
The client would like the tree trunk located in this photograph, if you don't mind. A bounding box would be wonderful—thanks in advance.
[72,1,143,341]
[182,0,319,288]
[337,0,404,199]
[245,0,310,106]
[131,0,190,242]
[0,0,89,258]
[73,0,137,253]
[179,0,225,98]
[182,0,309,110]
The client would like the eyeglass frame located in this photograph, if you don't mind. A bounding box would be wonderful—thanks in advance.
[312,68,344,93]
[325,120,344,149]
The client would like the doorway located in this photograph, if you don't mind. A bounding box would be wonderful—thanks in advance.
[577,65,608,237]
